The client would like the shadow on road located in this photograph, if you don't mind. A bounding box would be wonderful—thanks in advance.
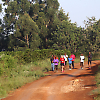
[50,64,99,78]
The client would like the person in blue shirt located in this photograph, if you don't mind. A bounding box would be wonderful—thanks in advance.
[68,56,72,70]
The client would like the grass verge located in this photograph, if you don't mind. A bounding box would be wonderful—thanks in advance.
[0,58,51,98]
[90,65,100,100]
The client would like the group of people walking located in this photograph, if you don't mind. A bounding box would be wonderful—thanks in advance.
[50,52,92,73]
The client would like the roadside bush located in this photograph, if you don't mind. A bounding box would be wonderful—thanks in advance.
[91,66,100,100]
[11,49,71,64]
[1,55,18,68]
[0,65,4,76]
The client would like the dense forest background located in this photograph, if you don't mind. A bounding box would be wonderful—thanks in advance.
[0,0,100,53]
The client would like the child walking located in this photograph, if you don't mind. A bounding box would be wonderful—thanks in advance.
[68,56,72,70]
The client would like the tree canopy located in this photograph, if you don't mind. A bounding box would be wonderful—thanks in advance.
[0,0,100,53]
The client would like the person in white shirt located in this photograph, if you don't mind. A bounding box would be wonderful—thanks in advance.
[63,53,68,66]
[80,54,85,70]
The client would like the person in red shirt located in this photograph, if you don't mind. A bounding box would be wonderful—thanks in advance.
[60,55,65,72]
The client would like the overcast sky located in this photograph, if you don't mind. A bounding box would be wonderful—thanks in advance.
[58,0,100,27]
[0,0,100,27]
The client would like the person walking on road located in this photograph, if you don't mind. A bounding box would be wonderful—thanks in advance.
[68,56,72,70]
[53,56,59,72]
[63,53,68,66]
[60,55,65,72]
[88,52,92,69]
[50,55,54,71]
[70,53,76,69]
[80,54,85,70]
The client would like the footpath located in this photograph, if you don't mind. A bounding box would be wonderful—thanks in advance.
[1,60,100,100]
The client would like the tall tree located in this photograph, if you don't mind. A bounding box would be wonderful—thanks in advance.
[14,13,40,49]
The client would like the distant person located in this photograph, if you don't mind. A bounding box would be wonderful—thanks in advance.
[63,53,68,66]
[70,53,76,69]
[50,55,54,71]
[68,56,72,70]
[53,56,59,72]
[60,55,65,72]
[80,54,85,70]
[88,52,92,69]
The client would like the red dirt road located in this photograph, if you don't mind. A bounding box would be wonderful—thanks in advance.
[1,60,100,100]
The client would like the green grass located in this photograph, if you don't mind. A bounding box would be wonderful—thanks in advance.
[88,52,100,100]
[90,65,100,100]
[0,58,51,98]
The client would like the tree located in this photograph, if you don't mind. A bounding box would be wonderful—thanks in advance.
[14,13,40,49]
[84,17,100,52]
[0,4,2,12]
[31,0,60,49]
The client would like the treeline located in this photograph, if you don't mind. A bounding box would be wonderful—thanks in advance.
[0,0,100,53]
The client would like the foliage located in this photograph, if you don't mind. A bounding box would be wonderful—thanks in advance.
[1,0,100,54]
[0,55,18,68]
[15,13,40,49]
[0,58,51,98]
[91,65,100,100]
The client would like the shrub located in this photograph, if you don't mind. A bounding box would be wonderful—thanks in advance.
[1,55,18,68]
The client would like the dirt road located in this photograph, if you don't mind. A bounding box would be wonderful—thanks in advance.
[1,60,100,100]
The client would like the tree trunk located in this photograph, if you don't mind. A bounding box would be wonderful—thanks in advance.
[27,34,29,48]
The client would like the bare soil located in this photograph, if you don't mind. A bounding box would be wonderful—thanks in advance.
[1,60,100,100]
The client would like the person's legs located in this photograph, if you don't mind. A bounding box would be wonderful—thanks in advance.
[55,65,57,70]
[61,66,63,72]
[72,61,74,69]
[89,60,91,68]
[55,65,58,72]
[51,63,54,71]
[90,60,91,66]
[61,63,64,72]
[82,62,83,67]
[81,62,83,69]
[62,66,64,72]
[65,61,67,65]
[88,60,89,66]
[88,60,91,69]
[53,63,55,71]
[61,63,62,71]
[69,63,71,70]
[80,62,81,66]
[51,63,53,71]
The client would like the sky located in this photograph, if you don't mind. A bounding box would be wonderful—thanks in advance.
[0,0,7,20]
[0,0,100,27]
[58,0,100,27]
